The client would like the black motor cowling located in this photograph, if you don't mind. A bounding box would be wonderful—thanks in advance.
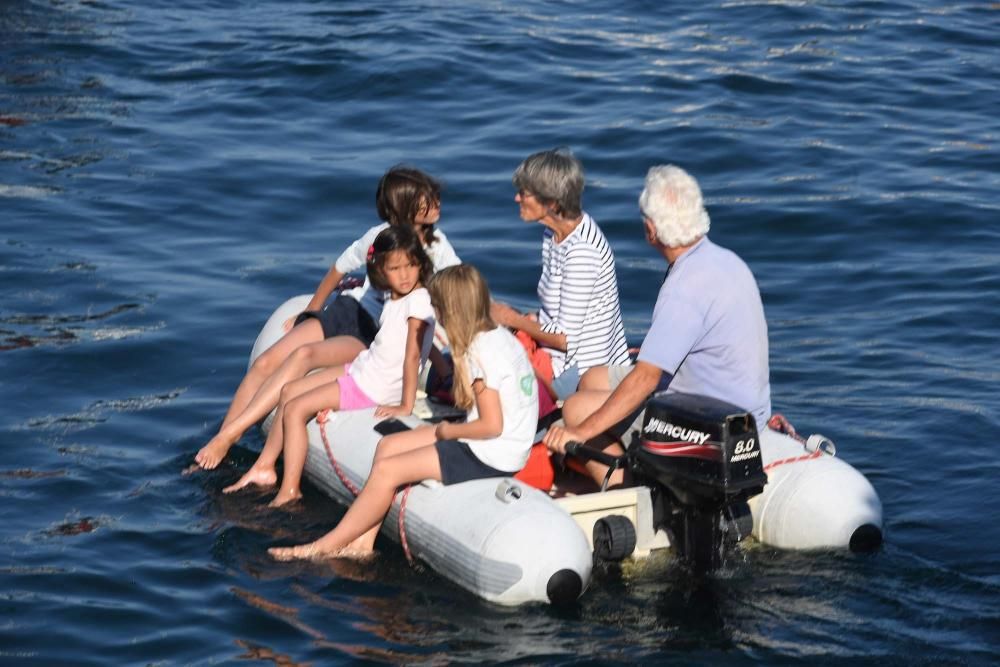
[635,392,767,507]
[632,392,767,570]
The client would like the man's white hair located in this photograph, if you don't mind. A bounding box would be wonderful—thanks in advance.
[639,165,710,247]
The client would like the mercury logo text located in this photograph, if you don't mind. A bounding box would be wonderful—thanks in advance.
[644,418,711,445]
[729,438,759,462]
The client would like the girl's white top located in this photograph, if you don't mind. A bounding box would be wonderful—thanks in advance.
[335,223,461,321]
[461,326,539,472]
[349,287,436,405]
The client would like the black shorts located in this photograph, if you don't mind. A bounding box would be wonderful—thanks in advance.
[434,439,511,486]
[294,293,378,346]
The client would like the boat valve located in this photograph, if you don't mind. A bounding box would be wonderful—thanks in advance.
[495,479,523,503]
[805,434,836,457]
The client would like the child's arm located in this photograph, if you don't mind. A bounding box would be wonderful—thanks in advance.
[427,346,453,392]
[297,225,384,318]
[435,380,503,441]
[305,265,346,313]
[428,346,450,376]
[283,265,345,331]
[374,317,428,418]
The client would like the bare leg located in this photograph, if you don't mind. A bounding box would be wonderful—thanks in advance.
[341,527,381,556]
[221,403,284,493]
[221,319,324,428]
[373,425,438,462]
[196,333,364,469]
[339,426,438,552]
[222,367,347,494]
[269,444,442,561]
[561,389,628,487]
[577,365,611,392]
[269,378,345,507]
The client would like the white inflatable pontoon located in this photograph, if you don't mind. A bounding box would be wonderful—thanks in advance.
[751,426,883,551]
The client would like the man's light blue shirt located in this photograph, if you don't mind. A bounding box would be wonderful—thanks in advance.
[638,237,772,429]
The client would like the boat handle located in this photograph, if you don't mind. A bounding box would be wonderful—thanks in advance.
[805,434,837,457]
[565,441,627,492]
[495,480,523,503]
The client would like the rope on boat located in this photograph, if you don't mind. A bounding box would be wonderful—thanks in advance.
[763,448,824,472]
[397,485,415,566]
[767,413,804,443]
[316,409,417,566]
[317,409,361,496]
[764,413,824,471]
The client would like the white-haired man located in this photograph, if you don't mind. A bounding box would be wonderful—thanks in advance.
[544,165,771,486]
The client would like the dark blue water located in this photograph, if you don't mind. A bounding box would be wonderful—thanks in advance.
[3,0,998,663]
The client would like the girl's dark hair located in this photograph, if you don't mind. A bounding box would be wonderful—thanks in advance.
[375,164,442,245]
[366,225,434,293]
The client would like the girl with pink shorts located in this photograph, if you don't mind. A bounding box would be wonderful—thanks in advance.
[223,225,440,506]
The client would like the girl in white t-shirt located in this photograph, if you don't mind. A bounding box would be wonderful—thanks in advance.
[224,226,438,506]
[197,166,460,470]
[269,264,539,562]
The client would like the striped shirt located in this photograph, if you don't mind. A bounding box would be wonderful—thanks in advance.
[538,212,631,376]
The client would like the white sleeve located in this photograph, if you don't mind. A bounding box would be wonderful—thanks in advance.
[428,229,462,270]
[334,224,387,274]
[406,288,436,324]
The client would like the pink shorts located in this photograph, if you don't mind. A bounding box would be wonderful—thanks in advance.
[337,364,377,411]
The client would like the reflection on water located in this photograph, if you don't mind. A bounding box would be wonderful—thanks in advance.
[0,3,123,199]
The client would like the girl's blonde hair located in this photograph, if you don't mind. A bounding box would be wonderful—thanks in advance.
[428,265,495,411]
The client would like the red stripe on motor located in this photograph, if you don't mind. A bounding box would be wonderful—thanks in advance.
[641,439,722,461]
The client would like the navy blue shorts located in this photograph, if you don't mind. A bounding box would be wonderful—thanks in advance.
[434,439,511,485]
[295,293,378,346]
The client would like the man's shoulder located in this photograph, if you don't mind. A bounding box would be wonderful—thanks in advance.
[686,238,753,277]
[662,239,755,306]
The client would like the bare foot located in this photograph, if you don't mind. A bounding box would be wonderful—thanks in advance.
[333,546,376,562]
[268,488,303,508]
[268,542,373,562]
[268,542,326,561]
[195,434,235,470]
[344,529,378,555]
[222,466,277,494]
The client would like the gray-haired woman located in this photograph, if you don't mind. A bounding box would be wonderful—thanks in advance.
[490,148,630,400]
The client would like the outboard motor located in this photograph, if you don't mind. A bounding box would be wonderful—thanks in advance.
[632,392,767,571]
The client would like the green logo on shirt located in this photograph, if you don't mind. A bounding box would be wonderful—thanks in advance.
[520,374,535,396]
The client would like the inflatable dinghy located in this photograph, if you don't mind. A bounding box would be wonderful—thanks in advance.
[248,296,883,603]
